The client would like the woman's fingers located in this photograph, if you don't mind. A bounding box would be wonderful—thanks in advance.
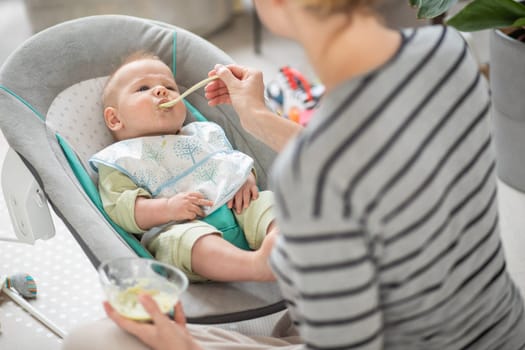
[173,302,187,327]
[207,95,232,107]
[212,64,254,94]
[103,301,157,345]
[104,301,132,329]
[213,64,237,86]
[223,64,249,79]
[204,79,227,93]
[205,83,232,106]
[138,294,166,324]
[104,296,198,349]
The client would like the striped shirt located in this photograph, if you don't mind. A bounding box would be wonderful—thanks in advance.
[270,25,525,350]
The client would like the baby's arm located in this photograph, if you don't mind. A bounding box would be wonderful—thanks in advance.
[134,193,213,230]
[98,165,212,232]
[98,165,152,233]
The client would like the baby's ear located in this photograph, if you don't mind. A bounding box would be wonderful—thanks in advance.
[104,107,122,131]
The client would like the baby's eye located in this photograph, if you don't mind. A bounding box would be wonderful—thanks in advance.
[166,86,176,91]
[137,85,150,92]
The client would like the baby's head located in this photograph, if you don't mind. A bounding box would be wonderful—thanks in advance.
[102,52,187,141]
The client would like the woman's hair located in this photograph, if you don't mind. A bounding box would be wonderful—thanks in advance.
[297,0,379,17]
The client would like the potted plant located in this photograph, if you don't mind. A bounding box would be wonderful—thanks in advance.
[410,0,525,192]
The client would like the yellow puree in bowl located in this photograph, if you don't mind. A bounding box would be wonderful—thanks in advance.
[111,280,178,321]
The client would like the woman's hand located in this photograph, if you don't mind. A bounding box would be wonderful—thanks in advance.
[228,172,259,214]
[205,64,303,152]
[205,64,268,124]
[104,295,202,350]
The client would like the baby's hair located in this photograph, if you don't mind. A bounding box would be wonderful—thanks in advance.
[102,51,166,107]
[119,51,162,67]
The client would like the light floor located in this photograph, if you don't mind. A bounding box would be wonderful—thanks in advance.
[0,1,522,350]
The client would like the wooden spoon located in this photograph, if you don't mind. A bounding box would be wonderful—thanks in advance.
[159,75,219,108]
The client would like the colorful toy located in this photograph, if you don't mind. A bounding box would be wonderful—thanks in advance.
[5,273,37,298]
[265,66,324,126]
[1,273,66,338]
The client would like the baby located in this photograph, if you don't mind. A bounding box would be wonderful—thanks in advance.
[90,52,277,282]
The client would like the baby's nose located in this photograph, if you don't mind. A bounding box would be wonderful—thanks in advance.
[153,86,168,97]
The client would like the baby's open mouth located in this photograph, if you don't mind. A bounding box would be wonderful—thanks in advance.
[158,99,172,109]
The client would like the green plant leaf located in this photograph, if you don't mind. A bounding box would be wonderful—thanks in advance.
[513,17,525,27]
[447,0,525,31]
[408,0,421,7]
[414,0,458,18]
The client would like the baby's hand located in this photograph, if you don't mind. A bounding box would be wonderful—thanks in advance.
[228,173,258,214]
[167,192,213,221]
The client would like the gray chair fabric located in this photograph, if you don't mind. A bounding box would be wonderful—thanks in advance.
[0,14,283,323]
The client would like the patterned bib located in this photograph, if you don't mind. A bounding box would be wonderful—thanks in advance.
[90,122,254,215]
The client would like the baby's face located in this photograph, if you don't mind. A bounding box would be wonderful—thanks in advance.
[106,58,187,140]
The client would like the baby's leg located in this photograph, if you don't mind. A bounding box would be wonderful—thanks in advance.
[266,220,278,236]
[148,221,220,283]
[149,220,274,282]
[235,191,276,250]
[191,234,276,282]
[191,190,277,282]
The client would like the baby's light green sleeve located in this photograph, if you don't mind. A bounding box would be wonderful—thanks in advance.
[97,164,152,234]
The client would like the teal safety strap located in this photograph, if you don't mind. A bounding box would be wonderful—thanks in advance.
[0,85,45,121]
[56,133,154,259]
[184,100,207,122]
[203,205,251,251]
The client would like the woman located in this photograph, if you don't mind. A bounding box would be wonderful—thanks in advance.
[63,0,525,349]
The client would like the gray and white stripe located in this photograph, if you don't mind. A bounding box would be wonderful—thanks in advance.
[270,25,525,350]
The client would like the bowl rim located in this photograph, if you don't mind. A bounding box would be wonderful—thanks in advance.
[97,257,189,293]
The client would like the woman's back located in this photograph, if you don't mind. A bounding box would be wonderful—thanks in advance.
[270,25,525,350]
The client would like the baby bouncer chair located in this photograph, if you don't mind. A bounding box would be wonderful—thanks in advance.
[0,14,284,324]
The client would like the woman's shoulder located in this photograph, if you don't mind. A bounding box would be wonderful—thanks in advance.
[401,25,468,58]
[390,24,480,85]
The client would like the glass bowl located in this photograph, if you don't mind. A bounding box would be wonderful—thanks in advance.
[98,257,188,321]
